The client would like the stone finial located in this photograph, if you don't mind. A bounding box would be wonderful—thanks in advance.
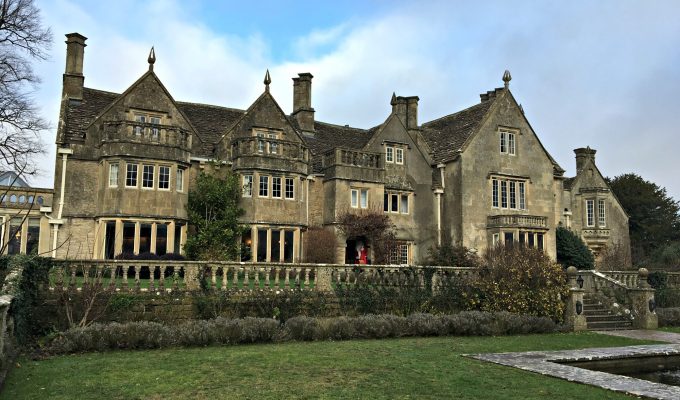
[264,69,271,91]
[390,92,397,106]
[148,47,156,71]
[638,267,650,288]
[502,70,512,88]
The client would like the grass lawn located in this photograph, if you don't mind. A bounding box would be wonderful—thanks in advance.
[1,332,655,400]
[659,326,680,333]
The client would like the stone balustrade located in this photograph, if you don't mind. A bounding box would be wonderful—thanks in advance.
[102,121,191,149]
[601,271,639,288]
[322,148,383,169]
[486,214,547,229]
[48,260,476,293]
[230,137,309,161]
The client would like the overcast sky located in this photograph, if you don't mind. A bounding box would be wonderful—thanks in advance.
[31,0,680,201]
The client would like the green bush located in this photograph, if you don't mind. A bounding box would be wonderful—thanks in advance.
[648,271,668,289]
[8,255,53,344]
[46,312,558,354]
[427,244,480,268]
[655,288,680,308]
[466,246,569,322]
[657,308,680,327]
[556,227,594,269]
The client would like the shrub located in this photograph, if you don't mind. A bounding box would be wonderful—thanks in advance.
[159,252,185,261]
[655,288,680,308]
[44,311,558,354]
[427,244,480,268]
[597,242,632,271]
[556,227,594,269]
[303,227,338,264]
[651,242,680,270]
[657,308,680,327]
[468,246,568,322]
[648,271,668,289]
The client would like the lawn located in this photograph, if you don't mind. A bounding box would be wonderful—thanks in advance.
[1,332,654,400]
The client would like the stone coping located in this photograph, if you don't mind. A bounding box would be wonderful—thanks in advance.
[469,344,680,400]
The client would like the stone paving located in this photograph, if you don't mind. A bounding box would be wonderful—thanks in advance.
[469,330,680,400]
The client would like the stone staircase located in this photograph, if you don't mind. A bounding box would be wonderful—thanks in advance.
[583,294,633,331]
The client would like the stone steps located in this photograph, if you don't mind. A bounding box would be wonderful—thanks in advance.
[582,297,633,331]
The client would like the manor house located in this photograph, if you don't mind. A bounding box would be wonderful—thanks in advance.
[5,33,630,264]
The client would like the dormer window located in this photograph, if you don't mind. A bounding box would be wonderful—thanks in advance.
[500,129,516,155]
[396,148,404,164]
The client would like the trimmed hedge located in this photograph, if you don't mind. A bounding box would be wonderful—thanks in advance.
[657,308,680,327]
[45,311,559,355]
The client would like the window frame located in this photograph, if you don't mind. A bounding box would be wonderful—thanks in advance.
[586,199,595,227]
[360,189,369,209]
[243,175,253,197]
[108,163,119,188]
[285,177,294,200]
[500,129,517,155]
[158,165,170,190]
[386,146,394,163]
[395,148,404,164]
[142,164,155,189]
[272,176,282,198]
[598,199,606,227]
[176,167,185,192]
[259,175,269,197]
[351,189,359,208]
[125,163,138,188]
[400,194,409,214]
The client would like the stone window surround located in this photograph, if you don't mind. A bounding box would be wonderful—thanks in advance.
[114,160,181,192]
[491,175,527,211]
[242,174,253,197]
[499,127,518,156]
[388,241,412,265]
[254,128,283,155]
[585,198,607,228]
[251,172,296,200]
[383,191,410,214]
[384,143,407,165]
[98,218,186,258]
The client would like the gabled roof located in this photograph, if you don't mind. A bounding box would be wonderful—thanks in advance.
[421,99,495,164]
[563,177,576,190]
[62,88,118,142]
[177,102,245,157]
[298,120,375,173]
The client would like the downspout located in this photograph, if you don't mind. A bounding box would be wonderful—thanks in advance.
[51,148,73,257]
[436,163,446,246]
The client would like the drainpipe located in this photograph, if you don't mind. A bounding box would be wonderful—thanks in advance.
[51,148,73,257]
[434,189,444,246]
[436,163,446,246]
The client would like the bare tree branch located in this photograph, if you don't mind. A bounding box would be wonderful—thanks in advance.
[0,0,50,177]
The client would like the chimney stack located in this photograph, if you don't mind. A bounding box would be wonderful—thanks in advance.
[574,147,596,172]
[292,73,315,132]
[391,94,419,129]
[63,33,87,100]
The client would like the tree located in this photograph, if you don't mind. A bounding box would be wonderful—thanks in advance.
[608,173,680,264]
[556,226,594,269]
[303,226,337,263]
[184,171,246,261]
[427,243,480,268]
[0,0,50,176]
[337,207,395,264]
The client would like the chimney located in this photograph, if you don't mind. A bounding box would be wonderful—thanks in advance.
[292,73,315,132]
[391,93,407,126]
[391,94,419,128]
[405,96,419,129]
[574,147,596,172]
[62,33,87,100]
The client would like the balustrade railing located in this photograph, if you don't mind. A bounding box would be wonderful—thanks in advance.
[486,215,547,228]
[48,261,476,293]
[102,121,191,149]
[322,148,383,169]
[230,137,308,161]
[601,271,639,288]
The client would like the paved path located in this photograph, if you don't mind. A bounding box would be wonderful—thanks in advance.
[593,329,680,344]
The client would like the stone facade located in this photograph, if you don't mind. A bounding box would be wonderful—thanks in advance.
[44,33,630,264]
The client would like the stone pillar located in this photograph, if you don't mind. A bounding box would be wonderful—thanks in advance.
[315,267,333,291]
[628,268,658,329]
[565,266,588,331]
